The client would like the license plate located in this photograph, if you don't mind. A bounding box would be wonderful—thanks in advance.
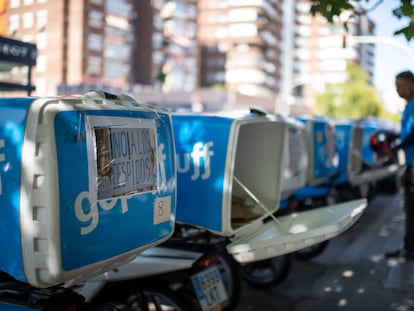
[191,265,228,311]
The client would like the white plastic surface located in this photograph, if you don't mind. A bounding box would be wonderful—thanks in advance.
[347,125,364,175]
[348,163,401,186]
[279,117,308,199]
[224,116,286,234]
[77,246,203,302]
[227,198,367,263]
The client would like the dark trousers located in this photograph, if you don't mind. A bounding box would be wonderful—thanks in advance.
[403,166,414,251]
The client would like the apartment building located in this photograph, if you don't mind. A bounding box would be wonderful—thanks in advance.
[133,0,198,92]
[4,0,132,95]
[1,0,375,114]
[197,0,283,99]
[290,0,375,109]
[3,0,199,96]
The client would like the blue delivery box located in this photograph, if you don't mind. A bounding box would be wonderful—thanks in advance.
[295,116,339,186]
[357,118,403,165]
[172,111,285,236]
[0,92,176,288]
[277,114,308,200]
[334,120,364,182]
[172,110,367,264]
[335,118,402,186]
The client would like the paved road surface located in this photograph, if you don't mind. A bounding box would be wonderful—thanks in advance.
[236,192,414,311]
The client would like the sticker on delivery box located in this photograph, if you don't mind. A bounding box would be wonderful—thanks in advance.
[86,116,158,203]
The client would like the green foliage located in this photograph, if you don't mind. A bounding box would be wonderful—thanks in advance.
[310,0,354,23]
[392,1,414,40]
[310,0,414,41]
[315,64,397,121]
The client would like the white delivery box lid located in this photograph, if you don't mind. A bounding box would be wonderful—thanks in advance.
[295,116,339,186]
[227,198,366,263]
[347,120,403,185]
[277,114,308,200]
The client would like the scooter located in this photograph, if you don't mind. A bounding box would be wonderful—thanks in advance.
[0,274,85,311]
[291,117,403,259]
[333,118,403,201]
[75,227,242,311]
[235,113,307,289]
[170,110,365,291]
[79,108,366,303]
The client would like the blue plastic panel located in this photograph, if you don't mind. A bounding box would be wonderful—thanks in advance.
[55,109,176,271]
[0,98,34,281]
[172,114,233,232]
[172,112,285,235]
[296,116,339,184]
[357,118,397,165]
[0,303,37,311]
[335,121,353,175]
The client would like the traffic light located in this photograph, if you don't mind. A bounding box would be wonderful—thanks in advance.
[342,34,347,49]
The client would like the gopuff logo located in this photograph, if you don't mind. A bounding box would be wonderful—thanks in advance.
[176,141,214,180]
[74,143,168,235]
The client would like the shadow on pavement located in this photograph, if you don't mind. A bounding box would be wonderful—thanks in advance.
[237,192,414,311]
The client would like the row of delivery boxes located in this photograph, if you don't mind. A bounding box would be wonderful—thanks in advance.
[0,92,402,302]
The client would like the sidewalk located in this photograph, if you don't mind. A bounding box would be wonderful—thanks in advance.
[237,192,414,311]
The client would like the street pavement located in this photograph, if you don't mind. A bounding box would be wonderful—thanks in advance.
[236,191,414,311]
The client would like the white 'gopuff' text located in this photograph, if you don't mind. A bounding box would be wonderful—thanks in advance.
[176,141,214,180]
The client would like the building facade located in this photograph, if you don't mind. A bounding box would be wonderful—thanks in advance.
[290,0,375,110]
[197,0,283,99]
[2,0,375,114]
[4,0,134,95]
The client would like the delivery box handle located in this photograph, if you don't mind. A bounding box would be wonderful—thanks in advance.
[81,91,165,113]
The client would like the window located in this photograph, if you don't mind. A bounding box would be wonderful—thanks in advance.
[86,56,102,75]
[228,24,257,37]
[87,33,102,51]
[36,10,47,31]
[23,0,34,5]
[36,32,47,49]
[22,34,33,42]
[36,55,46,73]
[8,15,19,34]
[9,0,20,8]
[35,78,46,95]
[104,43,130,61]
[89,0,103,5]
[103,60,129,80]
[88,10,103,28]
[228,9,257,22]
[22,12,34,28]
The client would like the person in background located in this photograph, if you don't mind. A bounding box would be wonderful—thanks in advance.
[386,70,414,260]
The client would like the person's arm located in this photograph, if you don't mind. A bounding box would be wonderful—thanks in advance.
[393,102,414,150]
[395,129,414,149]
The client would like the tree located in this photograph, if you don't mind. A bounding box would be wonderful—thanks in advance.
[310,0,414,41]
[315,64,395,120]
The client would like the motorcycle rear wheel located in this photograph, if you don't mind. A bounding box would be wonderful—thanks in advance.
[240,254,292,290]
[124,285,200,311]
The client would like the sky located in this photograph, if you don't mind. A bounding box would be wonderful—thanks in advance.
[365,1,414,112]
